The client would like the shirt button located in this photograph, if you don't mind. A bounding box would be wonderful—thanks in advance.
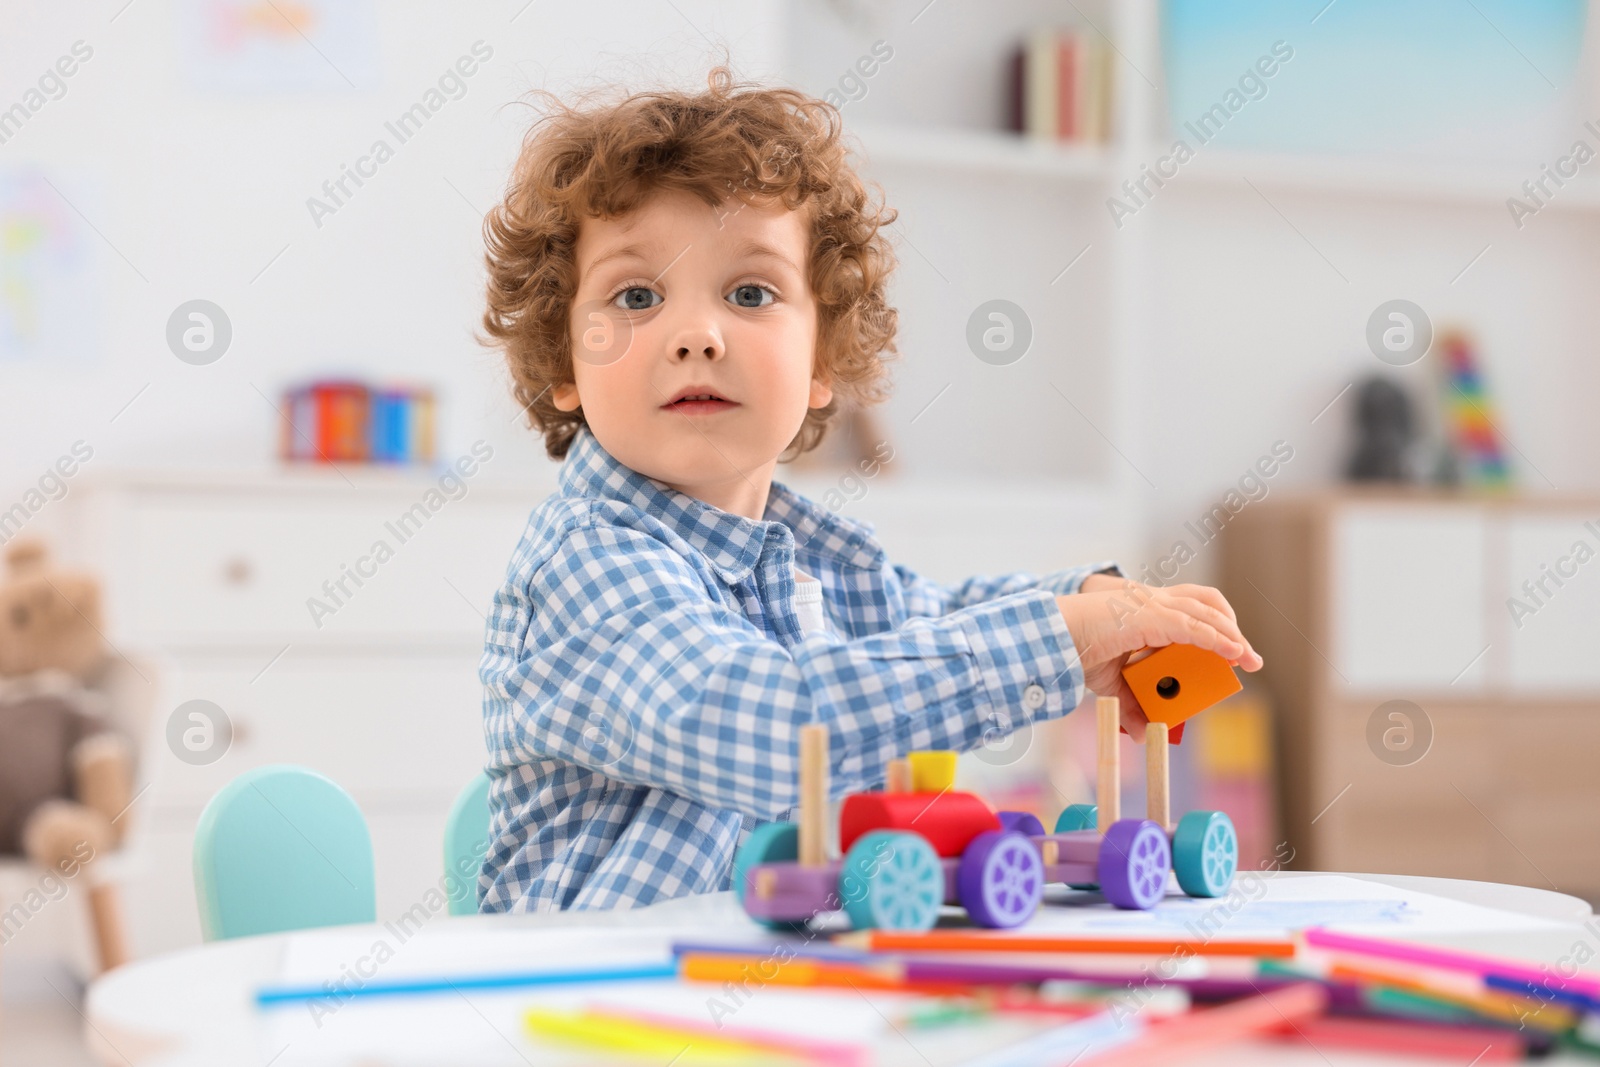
[1023,683,1047,710]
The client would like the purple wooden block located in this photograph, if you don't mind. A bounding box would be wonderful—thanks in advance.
[1034,831,1102,865]
[1034,829,1102,887]
[740,861,842,922]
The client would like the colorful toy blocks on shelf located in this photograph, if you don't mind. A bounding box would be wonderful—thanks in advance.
[1438,331,1511,489]
[282,380,436,465]
[731,652,1241,933]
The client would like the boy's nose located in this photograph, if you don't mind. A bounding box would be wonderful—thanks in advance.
[671,321,725,362]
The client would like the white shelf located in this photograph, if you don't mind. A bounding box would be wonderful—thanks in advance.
[843,120,1600,214]
[1171,147,1600,213]
[844,121,1114,180]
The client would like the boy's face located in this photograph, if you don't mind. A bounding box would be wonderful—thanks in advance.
[554,188,830,511]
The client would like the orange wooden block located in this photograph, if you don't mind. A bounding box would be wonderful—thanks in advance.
[1121,644,1242,729]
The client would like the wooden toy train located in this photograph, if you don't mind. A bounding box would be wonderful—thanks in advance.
[734,643,1245,931]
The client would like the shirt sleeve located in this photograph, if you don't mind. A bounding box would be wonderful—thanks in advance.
[482,517,1087,821]
[892,560,1122,618]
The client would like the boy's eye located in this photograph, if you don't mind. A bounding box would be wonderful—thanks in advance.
[612,286,661,311]
[728,284,774,309]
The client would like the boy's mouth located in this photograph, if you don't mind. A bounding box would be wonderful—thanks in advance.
[661,387,739,415]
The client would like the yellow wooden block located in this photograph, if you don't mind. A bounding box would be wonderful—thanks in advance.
[1121,644,1242,729]
[907,751,957,793]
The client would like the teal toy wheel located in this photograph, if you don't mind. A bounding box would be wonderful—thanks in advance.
[1053,804,1100,889]
[840,830,943,932]
[1054,803,1098,833]
[1173,811,1237,898]
[732,821,807,930]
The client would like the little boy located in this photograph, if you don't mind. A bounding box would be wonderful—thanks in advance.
[475,68,1261,913]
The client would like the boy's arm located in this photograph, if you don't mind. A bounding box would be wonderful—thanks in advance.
[483,519,1086,821]
[893,561,1122,618]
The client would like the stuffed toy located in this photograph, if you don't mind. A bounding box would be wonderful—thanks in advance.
[0,537,135,971]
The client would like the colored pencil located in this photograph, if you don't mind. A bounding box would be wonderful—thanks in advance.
[1077,981,1328,1066]
[671,938,872,962]
[1271,1015,1526,1062]
[525,1003,870,1067]
[677,950,1290,997]
[254,960,677,1007]
[848,931,1296,958]
[1327,959,1573,1031]
[677,953,971,995]
[1483,971,1600,1013]
[1303,927,1600,999]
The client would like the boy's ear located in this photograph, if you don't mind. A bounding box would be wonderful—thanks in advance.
[808,375,833,410]
[552,381,581,411]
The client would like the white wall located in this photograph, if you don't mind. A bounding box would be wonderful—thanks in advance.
[6,0,1599,585]
[0,0,783,508]
[780,0,1600,584]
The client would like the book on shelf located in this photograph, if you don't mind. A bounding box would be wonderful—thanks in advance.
[1009,26,1114,145]
[282,380,437,465]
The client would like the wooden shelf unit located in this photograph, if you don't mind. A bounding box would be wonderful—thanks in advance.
[1223,492,1600,899]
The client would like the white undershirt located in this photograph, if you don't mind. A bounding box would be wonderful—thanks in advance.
[793,566,831,637]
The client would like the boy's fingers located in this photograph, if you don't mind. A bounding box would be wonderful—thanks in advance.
[1154,605,1244,659]
[1163,595,1259,664]
[1163,599,1245,652]
[1168,584,1237,623]
[1117,679,1147,741]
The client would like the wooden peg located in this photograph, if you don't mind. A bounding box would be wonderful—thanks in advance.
[88,882,130,972]
[799,724,829,867]
[1146,721,1170,832]
[1096,696,1120,834]
[885,758,911,794]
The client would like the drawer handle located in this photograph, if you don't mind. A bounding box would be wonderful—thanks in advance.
[222,557,253,586]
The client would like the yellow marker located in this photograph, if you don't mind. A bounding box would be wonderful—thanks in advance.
[907,751,957,792]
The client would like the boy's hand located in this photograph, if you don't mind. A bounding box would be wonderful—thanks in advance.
[1056,578,1263,741]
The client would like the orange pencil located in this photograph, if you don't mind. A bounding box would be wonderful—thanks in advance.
[678,953,971,995]
[847,931,1296,958]
[1326,960,1572,1031]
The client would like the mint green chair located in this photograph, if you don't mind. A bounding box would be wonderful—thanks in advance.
[443,772,492,916]
[194,765,376,941]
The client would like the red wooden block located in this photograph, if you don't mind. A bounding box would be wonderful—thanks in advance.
[839,792,999,858]
[1120,720,1185,744]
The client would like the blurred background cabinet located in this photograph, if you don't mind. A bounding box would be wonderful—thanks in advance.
[61,469,542,956]
[1224,492,1600,902]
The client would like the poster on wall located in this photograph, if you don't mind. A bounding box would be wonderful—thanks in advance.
[177,0,381,93]
[0,168,103,365]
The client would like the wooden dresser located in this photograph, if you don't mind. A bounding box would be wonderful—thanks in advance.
[1222,491,1600,901]
[61,463,545,957]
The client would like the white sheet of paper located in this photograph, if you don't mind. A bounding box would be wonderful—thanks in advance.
[256,874,1567,1064]
[1020,872,1568,938]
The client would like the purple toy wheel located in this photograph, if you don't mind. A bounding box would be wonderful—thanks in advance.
[957,830,1044,929]
[1097,819,1171,910]
[996,810,1046,837]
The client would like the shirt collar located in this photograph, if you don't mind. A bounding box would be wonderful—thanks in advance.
[558,423,885,584]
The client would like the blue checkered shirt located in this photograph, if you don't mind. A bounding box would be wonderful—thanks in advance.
[477,424,1113,912]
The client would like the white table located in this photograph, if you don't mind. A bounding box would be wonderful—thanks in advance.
[85,872,1597,1067]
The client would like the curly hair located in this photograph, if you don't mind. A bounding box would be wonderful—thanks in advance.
[480,65,900,462]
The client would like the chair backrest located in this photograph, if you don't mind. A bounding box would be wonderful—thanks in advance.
[194,765,376,941]
[443,772,492,916]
